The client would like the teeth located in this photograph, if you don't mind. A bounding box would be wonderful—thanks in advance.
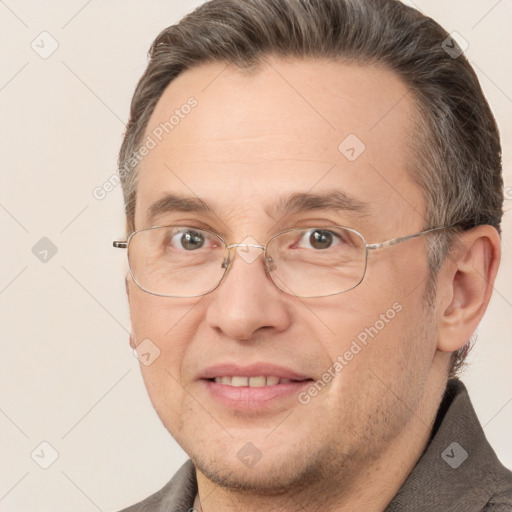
[213,376,293,387]
[249,376,266,387]
[231,376,248,387]
[265,376,280,386]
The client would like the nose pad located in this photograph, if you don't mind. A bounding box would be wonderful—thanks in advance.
[265,255,277,273]
[219,243,269,285]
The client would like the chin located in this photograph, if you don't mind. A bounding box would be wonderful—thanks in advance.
[194,454,319,495]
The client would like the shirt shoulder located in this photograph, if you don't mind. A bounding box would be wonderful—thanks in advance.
[482,485,512,511]
[116,459,197,512]
[387,379,512,511]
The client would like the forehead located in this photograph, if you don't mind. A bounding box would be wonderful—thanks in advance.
[135,58,424,232]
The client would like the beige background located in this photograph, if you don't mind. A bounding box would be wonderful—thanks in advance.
[0,1,510,510]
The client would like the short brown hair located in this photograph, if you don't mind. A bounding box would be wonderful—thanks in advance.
[118,0,503,377]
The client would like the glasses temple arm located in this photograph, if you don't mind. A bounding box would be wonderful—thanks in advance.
[366,226,454,251]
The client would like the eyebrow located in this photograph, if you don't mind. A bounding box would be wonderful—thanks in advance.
[146,189,369,224]
[266,190,370,219]
[147,194,213,223]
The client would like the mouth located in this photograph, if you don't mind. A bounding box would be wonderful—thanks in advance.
[200,373,314,410]
[198,362,314,410]
[207,375,306,387]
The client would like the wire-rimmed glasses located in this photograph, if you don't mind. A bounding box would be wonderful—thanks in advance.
[113,224,453,298]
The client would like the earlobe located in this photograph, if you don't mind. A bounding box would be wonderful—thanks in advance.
[437,225,501,353]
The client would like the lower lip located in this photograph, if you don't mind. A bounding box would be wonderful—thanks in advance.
[200,379,312,410]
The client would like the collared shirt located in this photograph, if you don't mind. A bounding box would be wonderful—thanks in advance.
[118,379,512,511]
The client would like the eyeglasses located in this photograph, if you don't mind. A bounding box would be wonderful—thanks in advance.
[113,224,452,298]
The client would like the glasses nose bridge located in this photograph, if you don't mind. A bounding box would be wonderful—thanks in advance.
[226,242,266,251]
[222,242,268,272]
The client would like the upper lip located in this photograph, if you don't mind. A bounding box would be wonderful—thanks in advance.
[199,363,312,381]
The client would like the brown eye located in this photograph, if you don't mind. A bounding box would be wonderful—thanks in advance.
[171,230,205,250]
[309,230,333,249]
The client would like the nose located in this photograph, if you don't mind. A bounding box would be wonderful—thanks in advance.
[205,245,292,341]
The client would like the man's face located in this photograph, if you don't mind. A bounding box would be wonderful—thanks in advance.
[128,58,442,492]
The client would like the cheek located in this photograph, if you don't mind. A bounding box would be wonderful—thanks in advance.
[128,282,199,345]
[312,258,430,382]
[315,294,434,430]
[128,284,199,421]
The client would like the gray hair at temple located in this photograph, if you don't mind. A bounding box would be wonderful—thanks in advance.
[117,0,503,377]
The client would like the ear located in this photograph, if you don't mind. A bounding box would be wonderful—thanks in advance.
[436,225,501,353]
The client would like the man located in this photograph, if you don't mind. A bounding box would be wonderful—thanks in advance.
[114,0,512,510]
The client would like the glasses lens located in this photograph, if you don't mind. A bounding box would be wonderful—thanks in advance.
[128,226,227,297]
[266,227,366,297]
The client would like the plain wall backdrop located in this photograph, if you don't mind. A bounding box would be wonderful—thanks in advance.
[0,1,511,511]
